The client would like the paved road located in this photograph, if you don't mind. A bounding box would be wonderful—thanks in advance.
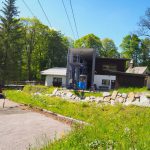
[0,99,71,150]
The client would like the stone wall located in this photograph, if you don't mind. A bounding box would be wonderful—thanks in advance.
[45,89,150,107]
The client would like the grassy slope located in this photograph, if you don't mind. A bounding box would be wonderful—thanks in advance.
[5,88,150,150]
[115,87,148,93]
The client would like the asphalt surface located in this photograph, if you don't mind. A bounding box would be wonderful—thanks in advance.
[0,99,71,150]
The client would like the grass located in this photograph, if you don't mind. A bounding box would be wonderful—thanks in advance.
[5,87,150,150]
[72,90,103,97]
[23,85,56,94]
[112,87,148,93]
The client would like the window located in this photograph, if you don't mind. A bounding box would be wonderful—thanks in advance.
[102,79,110,86]
[53,77,62,83]
[102,65,117,71]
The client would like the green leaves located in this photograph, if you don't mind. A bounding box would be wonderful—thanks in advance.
[0,0,23,84]
[74,34,119,58]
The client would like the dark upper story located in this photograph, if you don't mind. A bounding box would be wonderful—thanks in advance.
[68,48,130,75]
[95,57,130,74]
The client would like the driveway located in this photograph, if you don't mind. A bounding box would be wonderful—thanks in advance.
[0,99,71,150]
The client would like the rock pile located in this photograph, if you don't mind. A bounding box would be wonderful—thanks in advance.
[52,88,81,101]
[48,89,150,107]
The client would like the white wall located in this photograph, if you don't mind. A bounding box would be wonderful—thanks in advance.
[94,75,116,89]
[45,75,66,86]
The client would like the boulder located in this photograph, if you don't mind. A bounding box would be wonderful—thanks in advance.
[135,94,140,98]
[117,93,122,97]
[122,93,127,99]
[71,95,76,99]
[85,97,90,101]
[52,88,58,95]
[110,100,115,105]
[90,96,96,100]
[103,92,111,97]
[111,91,118,100]
[118,97,124,103]
[103,96,111,102]
[66,92,73,98]
[96,97,103,103]
[75,96,80,101]
[127,92,135,102]
[56,91,61,96]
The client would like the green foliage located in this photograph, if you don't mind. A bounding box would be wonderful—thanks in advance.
[140,38,150,70]
[0,0,24,84]
[5,90,150,149]
[20,17,69,80]
[72,90,102,97]
[101,38,119,58]
[74,34,103,55]
[74,34,120,58]
[120,34,141,65]
[0,1,70,83]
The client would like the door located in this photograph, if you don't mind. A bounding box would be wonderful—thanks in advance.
[111,80,115,89]
[53,77,62,87]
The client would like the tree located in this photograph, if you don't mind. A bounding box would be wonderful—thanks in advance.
[0,0,23,84]
[120,34,141,66]
[74,34,103,55]
[140,38,150,70]
[20,17,69,80]
[101,38,119,58]
[138,8,150,37]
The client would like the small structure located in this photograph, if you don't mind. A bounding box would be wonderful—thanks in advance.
[41,67,66,87]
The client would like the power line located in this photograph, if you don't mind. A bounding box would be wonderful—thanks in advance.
[37,0,52,28]
[61,0,76,40]
[69,0,79,39]
[22,0,36,17]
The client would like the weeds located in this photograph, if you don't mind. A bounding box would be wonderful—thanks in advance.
[5,89,150,150]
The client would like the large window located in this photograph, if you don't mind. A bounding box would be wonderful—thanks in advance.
[102,79,110,86]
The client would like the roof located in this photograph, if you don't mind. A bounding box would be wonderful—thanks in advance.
[41,67,67,76]
[126,67,148,74]
[69,48,97,59]
[103,69,147,77]
[96,57,130,61]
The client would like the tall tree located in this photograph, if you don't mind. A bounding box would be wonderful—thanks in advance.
[120,34,141,66]
[0,0,23,84]
[138,8,150,37]
[21,17,69,80]
[140,38,150,70]
[74,34,103,55]
[101,38,119,58]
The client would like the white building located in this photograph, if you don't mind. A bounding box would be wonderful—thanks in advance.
[94,75,116,90]
[41,67,66,87]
